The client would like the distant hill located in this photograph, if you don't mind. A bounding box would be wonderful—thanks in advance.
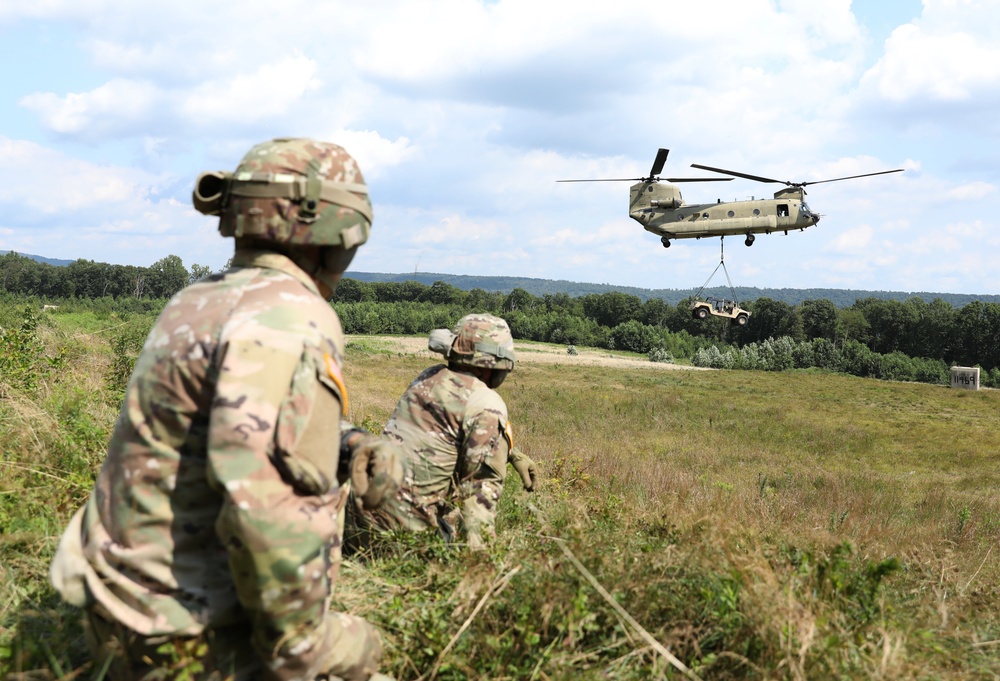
[0,251,75,267]
[4,249,997,308]
[349,271,1000,308]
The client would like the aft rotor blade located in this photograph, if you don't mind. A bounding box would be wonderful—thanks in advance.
[690,164,785,184]
[649,148,669,177]
[665,177,733,183]
[804,169,904,186]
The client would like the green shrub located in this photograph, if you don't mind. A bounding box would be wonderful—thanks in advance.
[0,306,64,393]
[647,346,673,363]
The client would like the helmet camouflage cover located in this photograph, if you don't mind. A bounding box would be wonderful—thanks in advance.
[446,314,516,371]
[193,138,372,249]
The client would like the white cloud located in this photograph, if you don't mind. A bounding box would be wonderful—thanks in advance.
[178,54,321,124]
[0,136,228,268]
[411,214,507,246]
[829,224,874,253]
[20,79,159,135]
[320,130,414,181]
[860,0,1000,104]
[0,136,158,211]
[944,182,996,201]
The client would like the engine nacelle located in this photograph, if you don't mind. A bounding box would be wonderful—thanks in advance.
[630,181,684,212]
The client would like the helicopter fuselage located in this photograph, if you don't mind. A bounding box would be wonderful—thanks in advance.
[629,181,820,242]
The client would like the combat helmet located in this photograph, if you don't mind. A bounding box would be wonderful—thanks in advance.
[428,314,515,387]
[192,137,372,253]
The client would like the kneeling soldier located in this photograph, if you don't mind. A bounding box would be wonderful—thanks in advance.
[344,314,537,552]
[50,138,401,681]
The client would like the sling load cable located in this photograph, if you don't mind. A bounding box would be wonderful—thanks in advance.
[692,236,742,306]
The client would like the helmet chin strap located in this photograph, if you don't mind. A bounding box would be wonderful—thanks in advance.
[314,269,341,298]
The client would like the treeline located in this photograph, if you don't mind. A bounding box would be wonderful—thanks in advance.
[350,271,1000,308]
[5,251,999,384]
[0,252,211,300]
[333,279,1000,377]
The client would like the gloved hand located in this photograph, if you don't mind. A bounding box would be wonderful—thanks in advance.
[509,448,536,492]
[343,432,404,510]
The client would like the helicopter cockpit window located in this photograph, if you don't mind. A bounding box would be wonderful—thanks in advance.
[777,204,789,217]
[801,202,812,215]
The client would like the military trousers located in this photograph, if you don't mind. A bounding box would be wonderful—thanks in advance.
[85,609,261,681]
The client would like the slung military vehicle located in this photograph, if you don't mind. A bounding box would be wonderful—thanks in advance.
[559,149,903,248]
[691,297,750,325]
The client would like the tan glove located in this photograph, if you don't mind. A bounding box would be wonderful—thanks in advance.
[343,431,404,510]
[509,448,536,492]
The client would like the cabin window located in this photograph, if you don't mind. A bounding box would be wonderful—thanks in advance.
[702,213,709,218]
[727,210,735,217]
[753,208,760,216]
[777,204,789,217]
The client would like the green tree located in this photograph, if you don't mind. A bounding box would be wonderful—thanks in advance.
[838,307,870,346]
[901,297,955,361]
[743,298,800,344]
[419,281,467,306]
[146,255,189,298]
[610,320,659,353]
[503,288,538,314]
[189,263,213,283]
[466,288,503,313]
[799,299,838,341]
[639,297,682,331]
[580,291,641,328]
[334,279,377,303]
[853,298,918,355]
[953,301,1000,370]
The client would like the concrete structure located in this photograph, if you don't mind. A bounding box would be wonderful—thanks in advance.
[950,366,980,390]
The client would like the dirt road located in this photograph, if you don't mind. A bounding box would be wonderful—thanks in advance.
[351,335,712,372]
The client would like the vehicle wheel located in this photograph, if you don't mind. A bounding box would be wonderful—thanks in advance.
[661,237,671,248]
[735,314,749,326]
[745,234,755,247]
[695,307,708,320]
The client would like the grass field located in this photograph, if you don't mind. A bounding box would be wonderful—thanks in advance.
[2,309,1000,679]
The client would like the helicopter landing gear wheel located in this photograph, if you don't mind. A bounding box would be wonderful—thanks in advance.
[744,234,755,247]
[661,237,671,248]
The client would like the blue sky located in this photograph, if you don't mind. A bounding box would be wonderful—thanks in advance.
[1,0,998,295]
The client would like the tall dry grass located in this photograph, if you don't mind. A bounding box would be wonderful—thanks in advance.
[2,321,999,679]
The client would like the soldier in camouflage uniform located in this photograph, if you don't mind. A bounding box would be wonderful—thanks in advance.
[50,138,401,681]
[344,314,537,552]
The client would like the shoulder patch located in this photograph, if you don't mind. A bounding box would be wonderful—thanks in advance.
[503,420,514,450]
[324,352,349,416]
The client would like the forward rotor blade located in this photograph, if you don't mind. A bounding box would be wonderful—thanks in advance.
[690,164,785,184]
[650,148,669,177]
[556,178,644,182]
[803,169,904,186]
[556,176,732,183]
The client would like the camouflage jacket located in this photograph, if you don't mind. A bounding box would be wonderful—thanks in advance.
[50,250,378,680]
[372,364,511,548]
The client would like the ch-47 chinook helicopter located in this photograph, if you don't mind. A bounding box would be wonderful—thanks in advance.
[558,149,903,248]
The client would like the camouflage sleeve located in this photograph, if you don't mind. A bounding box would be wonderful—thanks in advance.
[456,388,511,549]
[206,335,376,679]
